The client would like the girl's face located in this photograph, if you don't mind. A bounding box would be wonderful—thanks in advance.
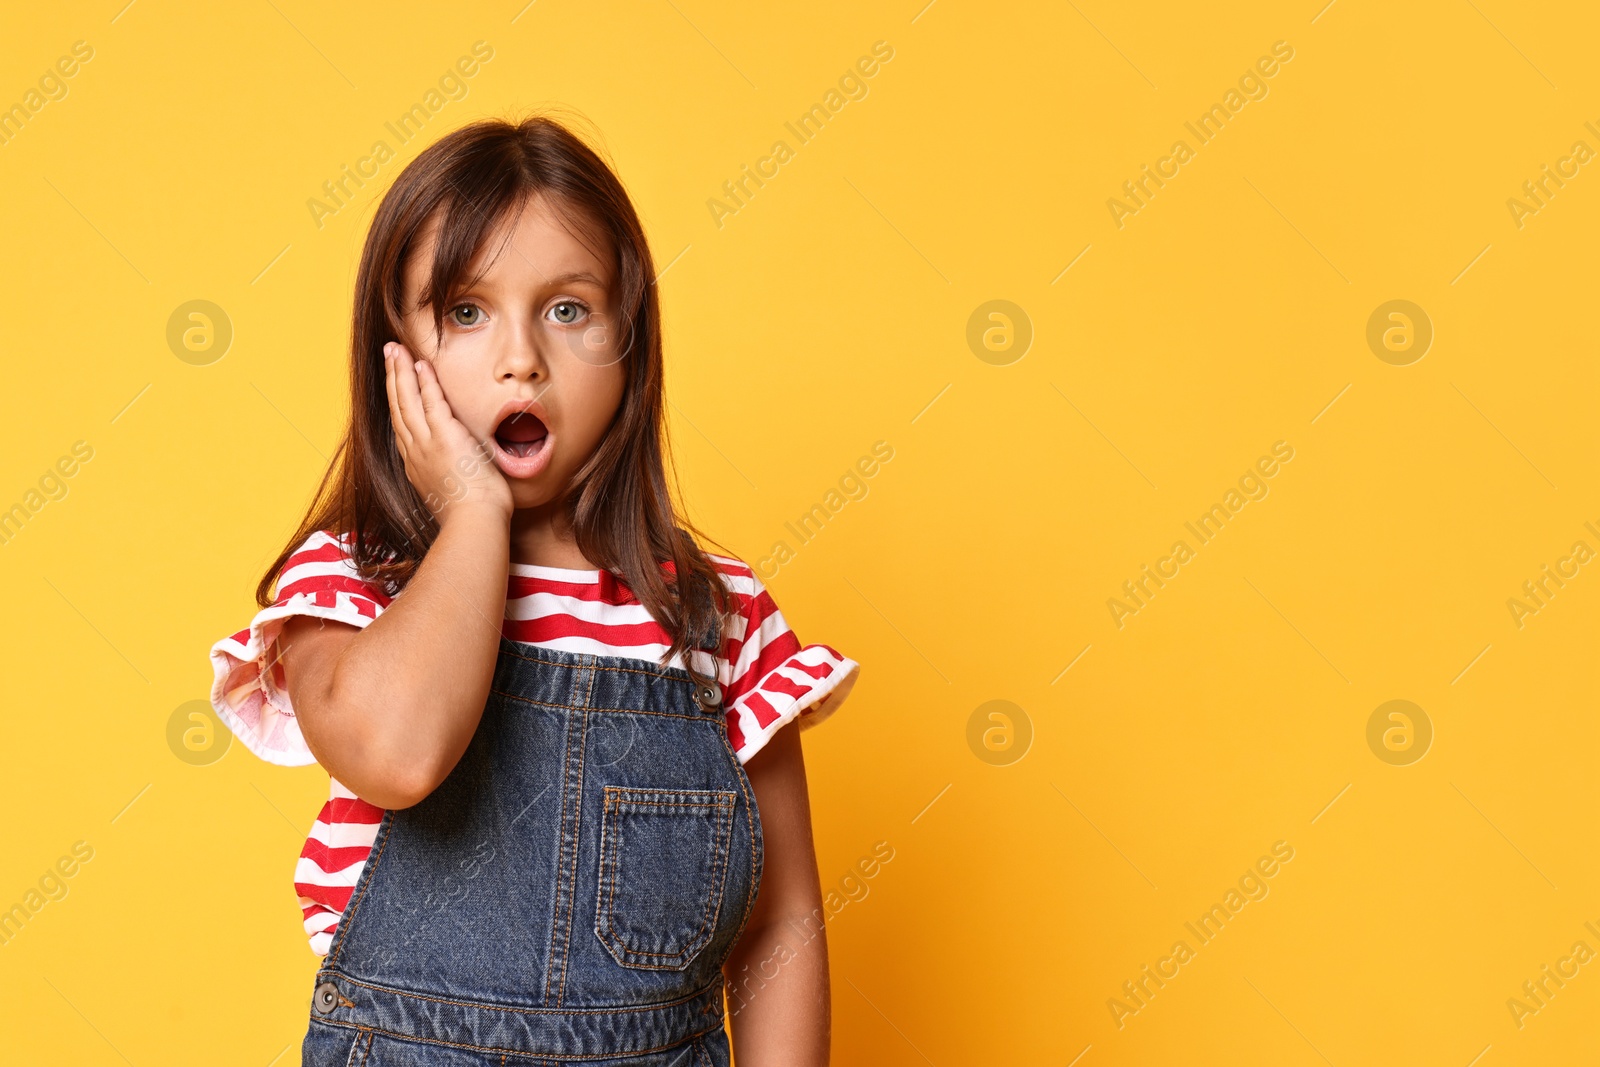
[399,194,626,513]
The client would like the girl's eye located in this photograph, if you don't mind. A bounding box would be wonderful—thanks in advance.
[549,300,587,325]
[450,303,484,327]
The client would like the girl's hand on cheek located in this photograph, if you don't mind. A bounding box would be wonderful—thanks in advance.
[384,341,513,525]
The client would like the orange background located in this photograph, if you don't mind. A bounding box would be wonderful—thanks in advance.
[2,1,1598,1063]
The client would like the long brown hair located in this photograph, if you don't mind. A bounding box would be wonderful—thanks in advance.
[257,113,727,662]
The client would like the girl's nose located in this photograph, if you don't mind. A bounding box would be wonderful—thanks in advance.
[496,322,546,380]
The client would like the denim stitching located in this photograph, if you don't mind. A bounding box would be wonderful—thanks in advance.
[499,643,694,682]
[697,790,736,965]
[490,688,703,721]
[541,676,578,1008]
[552,655,597,1007]
[712,693,765,958]
[599,792,733,961]
[340,1028,364,1067]
[311,971,721,1015]
[309,1015,726,1060]
[597,787,737,968]
[324,811,397,967]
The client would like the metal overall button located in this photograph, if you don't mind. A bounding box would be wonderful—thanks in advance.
[688,666,722,713]
[312,980,342,1015]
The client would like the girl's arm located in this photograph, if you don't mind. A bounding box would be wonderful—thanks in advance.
[723,722,831,1066]
[276,346,513,810]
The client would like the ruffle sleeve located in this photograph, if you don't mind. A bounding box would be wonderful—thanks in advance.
[711,558,860,763]
[208,530,393,766]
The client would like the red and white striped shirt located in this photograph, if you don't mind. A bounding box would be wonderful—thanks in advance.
[210,530,858,957]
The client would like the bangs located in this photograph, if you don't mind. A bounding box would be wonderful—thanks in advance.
[409,172,622,348]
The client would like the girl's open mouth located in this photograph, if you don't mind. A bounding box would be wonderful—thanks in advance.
[491,410,553,479]
[494,411,548,457]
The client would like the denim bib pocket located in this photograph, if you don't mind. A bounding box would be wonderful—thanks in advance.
[595,786,737,970]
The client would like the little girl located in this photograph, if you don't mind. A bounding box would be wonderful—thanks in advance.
[208,115,857,1066]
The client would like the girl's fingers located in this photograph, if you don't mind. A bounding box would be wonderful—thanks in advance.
[383,341,500,514]
[383,344,415,457]
[390,342,430,446]
[414,358,455,431]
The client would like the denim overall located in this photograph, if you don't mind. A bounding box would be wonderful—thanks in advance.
[300,637,764,1066]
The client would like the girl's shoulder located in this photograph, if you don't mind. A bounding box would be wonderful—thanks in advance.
[701,551,766,599]
[695,551,860,761]
[271,527,397,606]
